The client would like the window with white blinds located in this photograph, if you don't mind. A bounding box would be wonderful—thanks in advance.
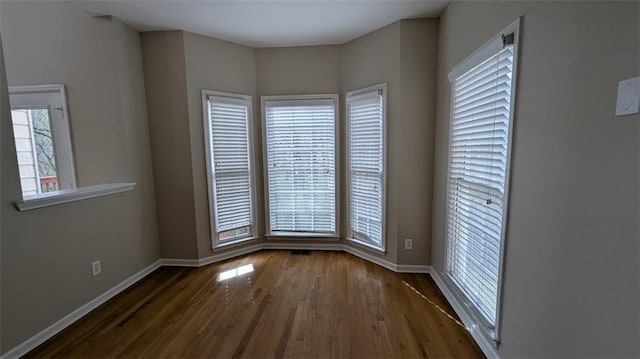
[346,85,386,249]
[445,26,518,327]
[203,91,255,247]
[262,96,338,235]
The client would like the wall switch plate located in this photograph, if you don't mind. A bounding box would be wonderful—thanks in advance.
[91,260,101,276]
[615,76,640,116]
[404,238,413,250]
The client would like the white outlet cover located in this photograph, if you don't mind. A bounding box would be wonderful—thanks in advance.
[91,260,101,276]
[404,238,413,250]
[615,76,640,116]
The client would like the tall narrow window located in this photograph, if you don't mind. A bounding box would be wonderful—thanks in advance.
[10,85,75,198]
[203,90,256,247]
[445,20,519,330]
[346,84,386,250]
[262,95,338,236]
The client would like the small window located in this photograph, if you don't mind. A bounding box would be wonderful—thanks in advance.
[346,84,386,251]
[202,90,256,247]
[445,19,520,333]
[262,95,339,236]
[10,85,75,198]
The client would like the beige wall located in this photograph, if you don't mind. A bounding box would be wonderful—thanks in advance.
[182,31,259,257]
[256,46,341,95]
[1,2,159,353]
[0,30,8,355]
[432,1,639,357]
[141,31,198,259]
[396,19,438,265]
[341,20,439,265]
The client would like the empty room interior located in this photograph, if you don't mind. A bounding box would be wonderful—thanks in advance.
[0,0,639,358]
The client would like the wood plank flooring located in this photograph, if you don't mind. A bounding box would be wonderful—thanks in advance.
[26,250,484,358]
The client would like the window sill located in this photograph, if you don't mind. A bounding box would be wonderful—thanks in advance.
[15,183,136,212]
[266,232,340,241]
[214,236,260,250]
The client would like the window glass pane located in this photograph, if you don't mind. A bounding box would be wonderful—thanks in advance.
[446,45,514,324]
[264,100,336,234]
[207,97,254,244]
[348,91,384,247]
[11,108,59,197]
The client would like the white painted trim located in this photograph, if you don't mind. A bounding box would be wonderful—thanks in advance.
[262,242,343,251]
[396,264,431,273]
[198,243,263,266]
[429,269,500,359]
[15,183,136,211]
[0,260,161,359]
[342,244,397,272]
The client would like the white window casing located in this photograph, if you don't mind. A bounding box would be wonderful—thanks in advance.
[346,84,387,252]
[444,18,520,345]
[202,90,257,248]
[261,94,339,237]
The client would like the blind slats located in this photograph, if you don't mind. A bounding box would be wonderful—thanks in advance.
[264,100,337,233]
[446,45,514,325]
[207,97,253,239]
[347,90,384,246]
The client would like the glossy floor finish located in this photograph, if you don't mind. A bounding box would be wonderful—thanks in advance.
[27,250,484,358]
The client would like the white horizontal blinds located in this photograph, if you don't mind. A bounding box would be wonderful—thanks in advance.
[347,91,384,245]
[208,96,253,239]
[446,43,514,324]
[264,99,336,233]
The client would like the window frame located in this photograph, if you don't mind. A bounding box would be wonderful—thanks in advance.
[261,94,340,239]
[443,18,520,344]
[202,89,258,249]
[9,84,76,198]
[345,83,387,252]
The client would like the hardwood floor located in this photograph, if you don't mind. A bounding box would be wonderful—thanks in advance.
[26,250,484,358]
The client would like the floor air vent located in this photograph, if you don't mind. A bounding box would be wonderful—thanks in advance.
[291,249,311,255]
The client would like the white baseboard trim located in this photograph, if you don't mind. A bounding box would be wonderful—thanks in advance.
[343,245,398,272]
[0,259,162,359]
[428,269,499,359]
[262,242,343,251]
[198,243,263,266]
[396,264,432,273]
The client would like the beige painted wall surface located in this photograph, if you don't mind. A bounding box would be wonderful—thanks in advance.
[182,31,260,257]
[396,19,438,265]
[432,1,639,357]
[340,22,401,263]
[141,31,198,259]
[256,46,341,95]
[0,2,159,353]
[0,30,8,355]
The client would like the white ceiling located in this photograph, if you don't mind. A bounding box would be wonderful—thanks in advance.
[79,0,448,48]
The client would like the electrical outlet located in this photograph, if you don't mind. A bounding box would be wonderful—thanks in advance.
[91,260,101,276]
[404,238,413,250]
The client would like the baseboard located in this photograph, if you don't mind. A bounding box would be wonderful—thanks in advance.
[198,243,264,266]
[342,245,398,272]
[396,264,432,273]
[0,259,162,359]
[262,242,343,251]
[428,269,499,359]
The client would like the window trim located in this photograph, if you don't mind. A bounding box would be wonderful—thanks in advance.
[443,17,521,345]
[345,83,387,253]
[202,89,258,249]
[9,84,76,196]
[260,94,340,238]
